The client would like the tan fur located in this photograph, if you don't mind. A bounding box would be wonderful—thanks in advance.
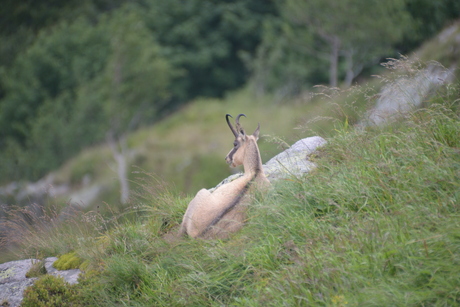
[179,114,270,239]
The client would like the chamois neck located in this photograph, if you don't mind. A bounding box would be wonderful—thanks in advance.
[243,139,264,177]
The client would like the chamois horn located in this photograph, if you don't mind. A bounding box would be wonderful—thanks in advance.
[235,113,246,124]
[235,113,246,135]
[226,113,246,137]
[226,114,237,137]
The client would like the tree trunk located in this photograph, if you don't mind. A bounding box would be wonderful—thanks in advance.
[107,133,130,204]
[344,48,354,87]
[329,36,340,88]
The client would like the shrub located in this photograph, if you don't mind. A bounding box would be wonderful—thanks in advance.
[21,275,75,307]
[53,252,84,271]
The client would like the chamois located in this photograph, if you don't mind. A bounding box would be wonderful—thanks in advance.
[179,114,269,239]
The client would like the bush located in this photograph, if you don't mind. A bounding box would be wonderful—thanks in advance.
[53,252,84,271]
[21,275,75,307]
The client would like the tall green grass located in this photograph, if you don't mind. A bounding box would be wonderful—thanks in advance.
[1,55,459,305]
[3,85,458,306]
[240,102,459,306]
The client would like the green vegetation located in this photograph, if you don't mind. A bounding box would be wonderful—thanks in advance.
[0,1,458,305]
[53,252,84,271]
[21,275,75,307]
[13,75,460,305]
[25,259,46,278]
[282,0,412,87]
[0,0,276,183]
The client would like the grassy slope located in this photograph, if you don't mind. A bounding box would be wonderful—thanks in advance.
[17,84,460,306]
[6,21,460,306]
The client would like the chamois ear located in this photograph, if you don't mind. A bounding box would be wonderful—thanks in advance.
[252,123,260,140]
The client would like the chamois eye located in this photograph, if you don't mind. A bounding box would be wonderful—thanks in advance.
[233,141,238,147]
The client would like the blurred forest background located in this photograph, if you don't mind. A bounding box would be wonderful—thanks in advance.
[0,0,459,185]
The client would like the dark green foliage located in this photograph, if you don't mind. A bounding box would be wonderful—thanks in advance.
[0,17,110,180]
[0,5,174,182]
[250,0,460,95]
[403,0,460,51]
[0,0,277,184]
[0,0,460,182]
[142,0,278,100]
[247,16,329,97]
[0,0,459,184]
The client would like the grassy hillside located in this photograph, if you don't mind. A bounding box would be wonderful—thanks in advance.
[12,78,460,306]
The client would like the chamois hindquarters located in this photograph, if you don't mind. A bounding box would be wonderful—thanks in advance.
[180,186,246,239]
[179,188,212,238]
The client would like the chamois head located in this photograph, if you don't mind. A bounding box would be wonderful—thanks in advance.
[225,114,260,168]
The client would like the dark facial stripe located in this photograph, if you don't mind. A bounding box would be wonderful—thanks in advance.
[199,176,255,237]
[227,146,237,162]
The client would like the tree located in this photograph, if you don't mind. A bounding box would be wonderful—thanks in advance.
[141,0,277,101]
[0,0,276,184]
[402,0,460,52]
[0,5,175,192]
[243,16,328,99]
[284,0,413,87]
[0,17,110,180]
[92,6,175,203]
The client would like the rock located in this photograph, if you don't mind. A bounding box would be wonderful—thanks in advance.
[363,63,455,126]
[211,136,326,191]
[0,173,70,207]
[44,257,81,285]
[0,258,82,307]
[0,259,38,307]
[264,136,327,181]
[68,184,105,208]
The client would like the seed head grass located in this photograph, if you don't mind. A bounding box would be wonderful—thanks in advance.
[2,61,459,306]
[47,95,457,306]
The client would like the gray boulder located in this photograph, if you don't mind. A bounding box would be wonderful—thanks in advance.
[362,63,455,126]
[264,136,327,181]
[211,136,326,191]
[0,257,81,307]
[0,259,37,307]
